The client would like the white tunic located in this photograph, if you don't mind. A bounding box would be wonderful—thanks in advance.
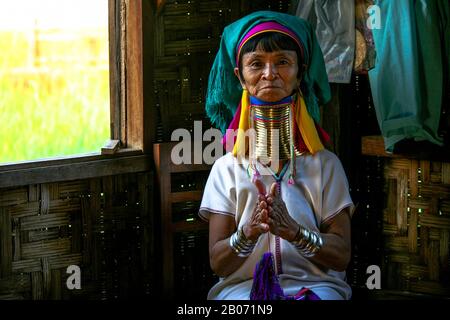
[199,149,355,300]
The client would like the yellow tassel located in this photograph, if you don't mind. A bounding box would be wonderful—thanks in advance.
[295,95,324,154]
[232,89,250,156]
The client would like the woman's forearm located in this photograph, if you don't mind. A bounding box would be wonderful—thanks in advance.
[289,209,351,272]
[210,237,248,277]
[308,232,351,272]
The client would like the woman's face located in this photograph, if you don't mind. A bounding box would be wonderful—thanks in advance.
[234,49,300,102]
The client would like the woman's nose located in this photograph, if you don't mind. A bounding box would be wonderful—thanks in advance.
[262,63,278,80]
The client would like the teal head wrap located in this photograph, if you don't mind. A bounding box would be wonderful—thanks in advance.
[205,10,331,133]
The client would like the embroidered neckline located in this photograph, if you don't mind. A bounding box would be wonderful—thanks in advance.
[247,161,290,182]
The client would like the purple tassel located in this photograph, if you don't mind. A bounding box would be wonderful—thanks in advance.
[287,287,321,300]
[250,252,322,300]
[250,252,284,300]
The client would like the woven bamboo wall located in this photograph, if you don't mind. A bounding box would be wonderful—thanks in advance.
[171,171,215,298]
[153,0,292,142]
[347,156,384,298]
[355,75,450,298]
[0,172,153,300]
[381,158,450,296]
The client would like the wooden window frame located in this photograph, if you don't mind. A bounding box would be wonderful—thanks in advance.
[109,0,145,153]
[0,0,154,188]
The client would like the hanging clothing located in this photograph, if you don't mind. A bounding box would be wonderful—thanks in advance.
[199,150,355,300]
[295,0,355,83]
[354,0,377,74]
[369,0,449,152]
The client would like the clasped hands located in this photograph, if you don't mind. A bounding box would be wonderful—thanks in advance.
[242,179,299,242]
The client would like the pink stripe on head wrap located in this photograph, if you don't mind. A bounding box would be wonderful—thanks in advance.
[236,21,304,66]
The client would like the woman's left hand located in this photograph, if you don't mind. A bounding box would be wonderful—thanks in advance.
[266,182,299,242]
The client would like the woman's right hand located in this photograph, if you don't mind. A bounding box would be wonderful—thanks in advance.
[207,180,270,277]
[242,179,270,241]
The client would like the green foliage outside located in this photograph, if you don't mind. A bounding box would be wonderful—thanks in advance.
[0,30,110,164]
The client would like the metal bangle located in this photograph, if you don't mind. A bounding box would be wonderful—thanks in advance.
[291,224,323,257]
[229,226,257,257]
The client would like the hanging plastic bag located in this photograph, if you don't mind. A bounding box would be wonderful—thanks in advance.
[295,0,355,83]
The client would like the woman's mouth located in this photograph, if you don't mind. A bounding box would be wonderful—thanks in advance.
[261,86,280,90]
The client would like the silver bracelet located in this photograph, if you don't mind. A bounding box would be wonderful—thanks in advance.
[291,224,323,257]
[229,226,257,257]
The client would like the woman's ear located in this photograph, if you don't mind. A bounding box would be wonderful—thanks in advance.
[234,67,246,90]
[299,64,307,80]
[297,64,307,87]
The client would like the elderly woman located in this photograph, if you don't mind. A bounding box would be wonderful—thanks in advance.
[199,11,355,300]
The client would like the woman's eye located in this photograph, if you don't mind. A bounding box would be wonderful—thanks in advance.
[278,59,289,65]
[250,62,262,68]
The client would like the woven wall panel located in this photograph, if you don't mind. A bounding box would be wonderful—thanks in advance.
[0,188,28,207]
[154,0,236,141]
[153,0,293,142]
[0,172,153,300]
[347,156,384,298]
[382,158,450,296]
[173,229,217,299]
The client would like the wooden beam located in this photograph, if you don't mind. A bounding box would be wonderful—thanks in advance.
[126,0,144,151]
[173,220,208,233]
[156,0,166,15]
[170,191,203,203]
[142,0,156,154]
[362,135,450,161]
[0,149,142,172]
[0,208,12,278]
[108,0,121,141]
[0,155,151,188]
[361,136,394,157]
[153,143,174,298]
